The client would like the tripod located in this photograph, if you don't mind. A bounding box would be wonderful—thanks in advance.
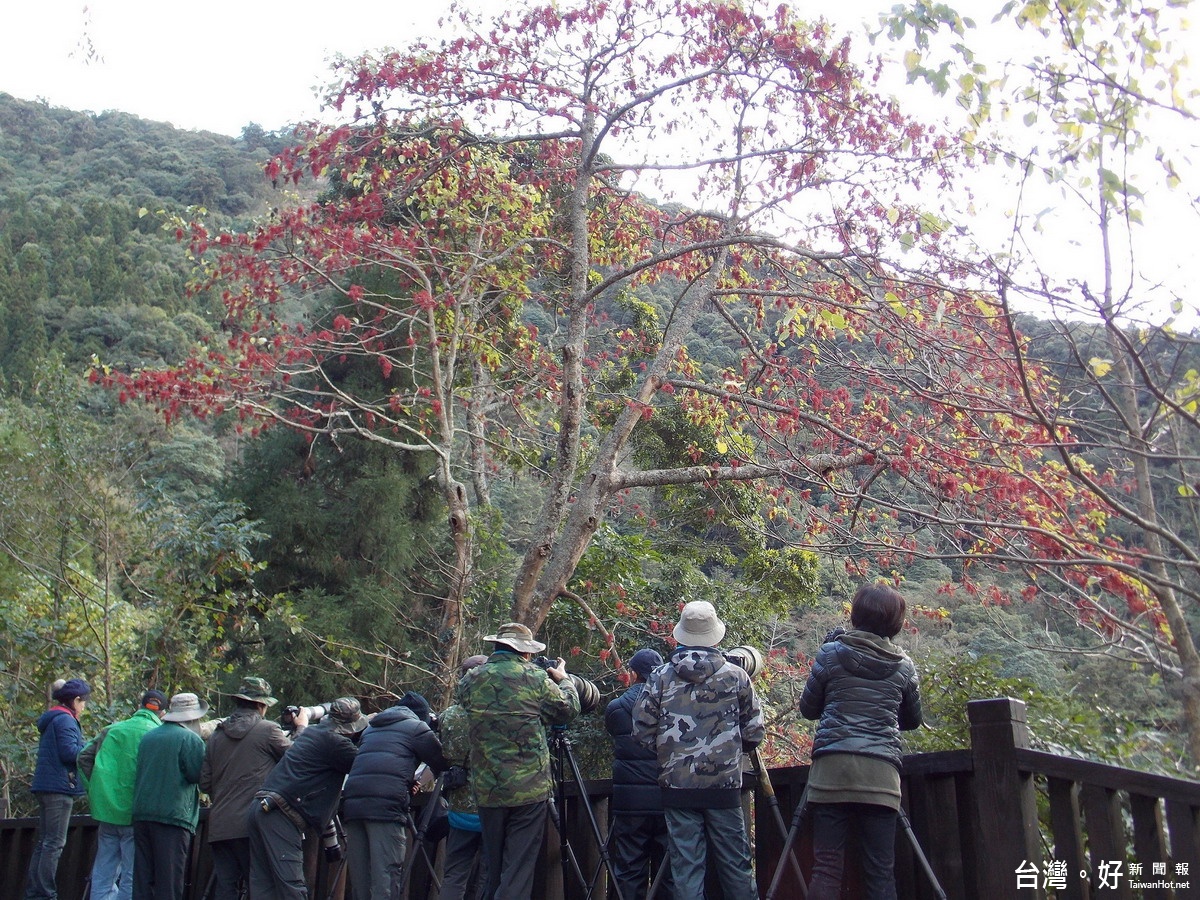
[765,791,947,900]
[547,725,627,900]
[397,776,445,899]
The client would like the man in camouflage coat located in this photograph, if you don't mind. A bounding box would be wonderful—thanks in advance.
[458,624,579,900]
[632,601,764,900]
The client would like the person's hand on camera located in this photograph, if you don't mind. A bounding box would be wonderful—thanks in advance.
[823,626,847,645]
[293,707,310,730]
[545,657,568,682]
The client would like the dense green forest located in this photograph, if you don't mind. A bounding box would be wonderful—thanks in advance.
[0,88,1191,815]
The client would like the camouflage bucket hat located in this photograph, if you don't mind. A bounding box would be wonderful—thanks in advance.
[483,622,546,654]
[323,697,368,735]
[232,676,278,708]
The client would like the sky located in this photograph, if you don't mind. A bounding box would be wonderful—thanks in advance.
[2,0,1197,326]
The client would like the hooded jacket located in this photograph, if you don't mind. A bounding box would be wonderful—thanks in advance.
[605,682,664,816]
[799,630,923,769]
[631,647,764,809]
[32,707,86,796]
[79,707,162,824]
[200,708,292,842]
[341,704,447,822]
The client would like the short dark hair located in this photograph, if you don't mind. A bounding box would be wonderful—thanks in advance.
[850,584,906,638]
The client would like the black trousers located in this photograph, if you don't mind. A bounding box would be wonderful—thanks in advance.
[608,814,672,900]
[478,802,547,900]
[208,838,250,900]
[246,804,308,900]
[132,821,192,900]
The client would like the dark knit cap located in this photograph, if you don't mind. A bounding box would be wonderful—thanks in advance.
[397,691,432,725]
[53,679,91,702]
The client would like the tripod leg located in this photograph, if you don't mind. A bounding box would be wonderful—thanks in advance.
[752,751,808,899]
[898,809,947,900]
[765,792,809,900]
[644,852,669,900]
[558,737,628,900]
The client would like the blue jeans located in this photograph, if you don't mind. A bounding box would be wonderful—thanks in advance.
[808,802,898,900]
[25,792,76,900]
[90,823,136,900]
[662,805,754,900]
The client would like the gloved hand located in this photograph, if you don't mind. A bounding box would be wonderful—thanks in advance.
[823,625,847,644]
[443,765,468,791]
[323,842,344,863]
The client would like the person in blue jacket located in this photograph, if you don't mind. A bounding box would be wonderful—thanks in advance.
[25,677,91,900]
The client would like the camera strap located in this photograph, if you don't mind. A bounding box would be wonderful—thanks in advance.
[255,790,308,832]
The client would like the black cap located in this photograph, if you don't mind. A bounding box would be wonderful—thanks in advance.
[141,690,168,712]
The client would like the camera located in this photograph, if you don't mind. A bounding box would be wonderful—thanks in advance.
[823,626,847,645]
[723,645,764,679]
[531,656,601,715]
[281,702,329,731]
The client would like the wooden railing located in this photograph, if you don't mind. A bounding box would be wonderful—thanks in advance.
[2,698,1197,900]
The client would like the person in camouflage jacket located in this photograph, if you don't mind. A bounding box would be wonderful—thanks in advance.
[632,601,764,900]
[437,655,489,900]
[458,624,579,900]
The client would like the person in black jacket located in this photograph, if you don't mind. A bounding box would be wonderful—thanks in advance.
[798,584,923,900]
[604,649,672,900]
[247,697,365,900]
[340,692,447,900]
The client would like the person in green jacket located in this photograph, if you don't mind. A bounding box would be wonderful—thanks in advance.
[131,693,208,900]
[78,691,168,900]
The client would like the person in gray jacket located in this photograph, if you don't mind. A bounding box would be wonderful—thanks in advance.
[799,583,923,900]
[631,601,763,900]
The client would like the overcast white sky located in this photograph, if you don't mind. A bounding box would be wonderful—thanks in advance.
[0,0,888,136]
[2,0,1197,325]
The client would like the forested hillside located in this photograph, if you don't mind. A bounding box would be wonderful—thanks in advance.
[0,64,1192,816]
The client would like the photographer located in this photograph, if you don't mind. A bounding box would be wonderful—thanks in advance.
[201,677,295,900]
[798,584,923,900]
[438,655,489,900]
[458,624,579,900]
[247,697,365,900]
[631,601,763,900]
[604,649,672,900]
[341,691,447,900]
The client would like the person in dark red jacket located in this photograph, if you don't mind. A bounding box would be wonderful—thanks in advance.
[799,583,924,900]
[25,678,90,900]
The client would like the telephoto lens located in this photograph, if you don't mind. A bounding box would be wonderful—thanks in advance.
[569,674,601,716]
[724,645,764,678]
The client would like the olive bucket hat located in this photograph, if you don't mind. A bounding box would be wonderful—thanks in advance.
[232,676,278,708]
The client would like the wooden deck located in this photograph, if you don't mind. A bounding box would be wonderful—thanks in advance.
[2,698,1197,899]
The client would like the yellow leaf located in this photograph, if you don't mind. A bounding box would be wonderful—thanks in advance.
[1089,357,1113,377]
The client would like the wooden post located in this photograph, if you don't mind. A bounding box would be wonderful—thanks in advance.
[968,697,1043,900]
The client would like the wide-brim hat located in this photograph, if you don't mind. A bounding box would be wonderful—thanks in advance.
[163,692,209,722]
[484,622,546,654]
[672,601,726,647]
[231,676,278,707]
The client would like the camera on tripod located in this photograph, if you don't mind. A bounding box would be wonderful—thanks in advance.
[532,656,601,715]
[723,645,765,678]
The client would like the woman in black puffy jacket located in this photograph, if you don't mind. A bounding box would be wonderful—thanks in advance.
[799,584,922,900]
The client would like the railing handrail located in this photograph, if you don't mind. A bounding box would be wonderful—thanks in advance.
[1015,746,1200,801]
